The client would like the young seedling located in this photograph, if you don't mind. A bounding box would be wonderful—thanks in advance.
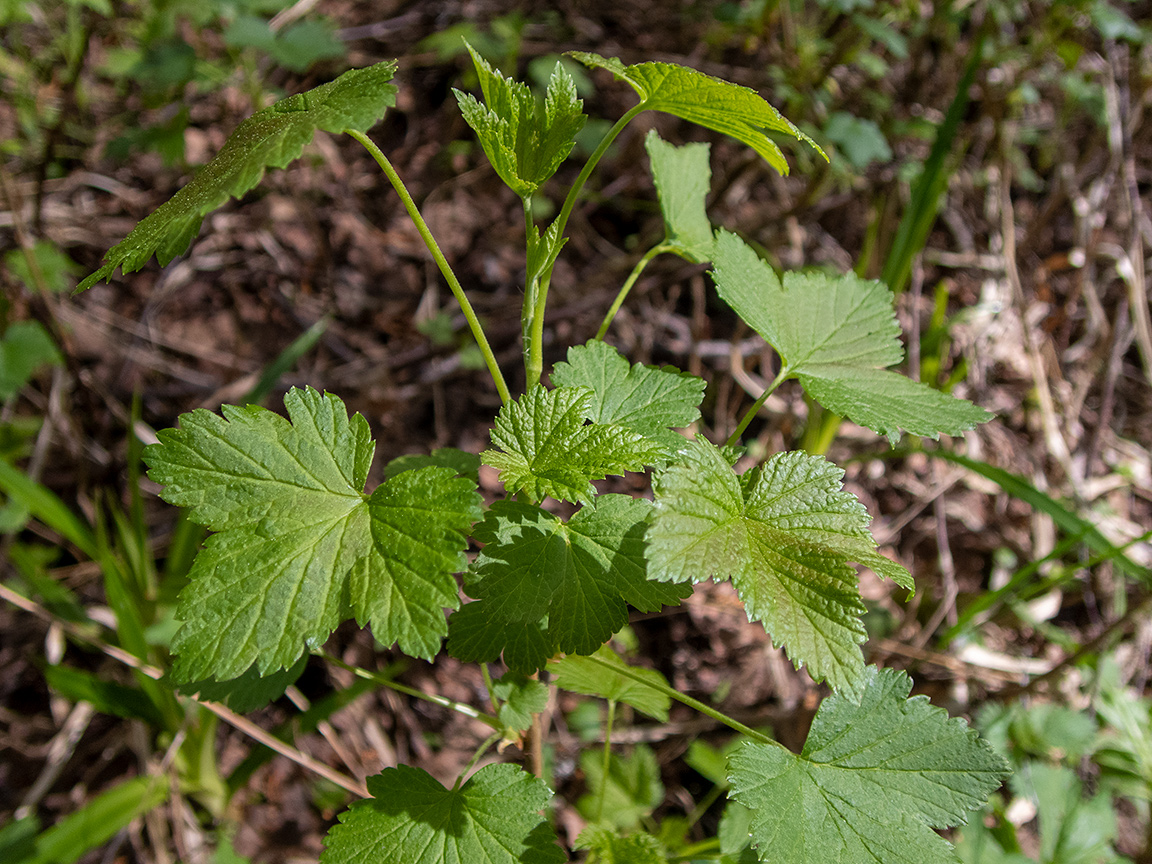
[80,51,1005,863]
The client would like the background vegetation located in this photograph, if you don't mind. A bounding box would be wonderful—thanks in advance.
[1,0,1150,861]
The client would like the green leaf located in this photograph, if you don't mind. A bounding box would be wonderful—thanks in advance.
[321,763,564,864]
[644,130,714,262]
[492,672,549,733]
[383,447,481,484]
[823,112,893,170]
[4,239,82,293]
[575,825,668,864]
[550,340,705,457]
[449,496,689,673]
[31,775,170,864]
[43,665,165,727]
[711,231,991,443]
[1015,762,1119,864]
[548,645,672,721]
[0,321,62,401]
[578,745,664,831]
[571,51,822,175]
[483,385,663,505]
[647,438,909,691]
[728,666,1008,864]
[175,652,308,713]
[455,45,585,198]
[78,62,398,290]
[145,387,480,681]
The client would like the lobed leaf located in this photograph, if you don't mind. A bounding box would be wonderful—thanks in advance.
[577,745,664,831]
[145,387,480,681]
[728,665,1008,864]
[644,129,715,262]
[448,496,689,673]
[78,61,398,290]
[456,45,586,198]
[550,340,705,457]
[711,231,991,443]
[483,385,663,505]
[646,438,908,692]
[571,51,822,175]
[575,826,668,864]
[322,763,564,864]
[491,672,550,733]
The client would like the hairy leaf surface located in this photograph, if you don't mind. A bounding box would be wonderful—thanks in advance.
[711,231,991,443]
[571,52,821,175]
[550,340,705,456]
[322,763,564,864]
[456,45,585,198]
[483,385,662,504]
[448,496,688,672]
[79,62,397,290]
[728,666,1008,864]
[145,387,480,680]
[644,130,714,262]
[646,438,907,691]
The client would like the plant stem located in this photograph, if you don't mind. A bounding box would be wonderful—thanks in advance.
[726,367,790,446]
[585,654,775,746]
[525,104,645,387]
[453,731,504,791]
[594,699,616,823]
[594,243,670,341]
[348,130,511,406]
[318,651,502,730]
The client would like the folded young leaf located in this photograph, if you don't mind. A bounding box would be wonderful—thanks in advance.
[322,763,564,864]
[550,340,705,457]
[711,231,991,443]
[483,385,663,505]
[79,62,398,291]
[571,51,822,175]
[448,496,689,673]
[644,130,715,262]
[145,387,480,681]
[456,44,586,199]
[491,672,550,733]
[646,438,909,692]
[548,645,672,721]
[728,665,1008,864]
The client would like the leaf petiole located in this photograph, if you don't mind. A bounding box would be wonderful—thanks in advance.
[348,130,511,406]
[726,366,789,446]
[594,243,672,341]
[453,731,504,791]
[584,652,775,747]
[318,651,502,730]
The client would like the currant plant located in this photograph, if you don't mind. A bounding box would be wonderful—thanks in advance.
[80,49,1008,864]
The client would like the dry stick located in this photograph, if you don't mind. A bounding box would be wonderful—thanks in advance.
[0,583,370,799]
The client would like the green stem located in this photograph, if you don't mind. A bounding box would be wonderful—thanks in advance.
[521,198,537,376]
[480,662,498,715]
[453,731,504,791]
[594,243,670,341]
[725,367,790,447]
[318,651,502,730]
[595,699,616,823]
[525,103,646,387]
[686,782,725,830]
[585,654,774,746]
[348,130,511,406]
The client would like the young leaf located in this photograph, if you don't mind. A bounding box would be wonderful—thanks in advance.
[145,387,480,681]
[383,446,481,484]
[575,825,669,864]
[482,385,663,505]
[491,672,550,733]
[455,45,586,199]
[727,666,1008,864]
[571,51,822,175]
[646,438,908,692]
[78,61,398,290]
[321,763,564,864]
[548,645,672,721]
[550,340,706,457]
[711,231,991,443]
[644,129,714,262]
[448,496,689,673]
[577,744,664,831]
